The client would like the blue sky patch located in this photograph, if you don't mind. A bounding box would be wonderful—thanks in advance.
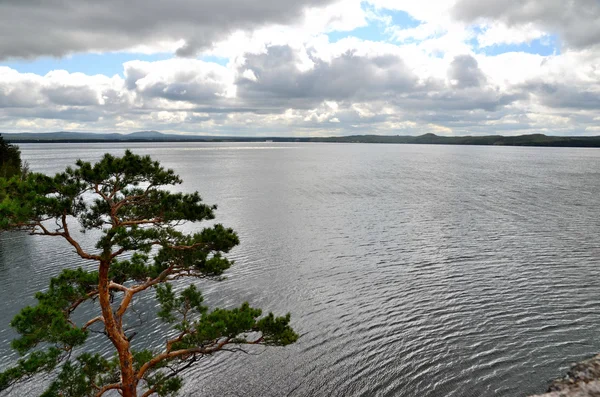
[473,32,560,56]
[1,52,173,77]
[328,23,388,43]
[199,55,229,66]
[386,9,421,29]
[328,5,421,43]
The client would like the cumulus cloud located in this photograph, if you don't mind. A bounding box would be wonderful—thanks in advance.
[235,45,418,107]
[124,59,236,104]
[1,0,600,136]
[0,67,127,109]
[475,22,548,48]
[448,55,486,88]
[0,67,130,127]
[0,0,339,60]
[0,41,530,135]
[453,0,600,49]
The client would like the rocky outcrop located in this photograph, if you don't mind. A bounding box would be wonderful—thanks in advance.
[531,354,600,397]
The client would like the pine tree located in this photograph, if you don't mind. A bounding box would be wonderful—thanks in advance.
[0,150,297,397]
[0,135,23,179]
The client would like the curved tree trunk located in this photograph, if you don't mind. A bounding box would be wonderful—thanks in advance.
[98,259,137,397]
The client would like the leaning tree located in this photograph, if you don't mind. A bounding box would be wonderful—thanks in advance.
[0,150,297,397]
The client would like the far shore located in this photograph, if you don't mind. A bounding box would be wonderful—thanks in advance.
[4,131,600,148]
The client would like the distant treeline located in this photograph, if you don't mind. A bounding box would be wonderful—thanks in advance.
[313,133,600,147]
[4,132,600,148]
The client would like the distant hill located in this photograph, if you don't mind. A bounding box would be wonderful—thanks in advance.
[0,131,216,142]
[3,131,600,148]
[315,133,600,147]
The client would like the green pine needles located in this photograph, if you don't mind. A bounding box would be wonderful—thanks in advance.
[0,135,23,179]
[0,150,298,397]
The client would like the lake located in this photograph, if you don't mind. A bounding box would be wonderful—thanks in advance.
[2,142,600,396]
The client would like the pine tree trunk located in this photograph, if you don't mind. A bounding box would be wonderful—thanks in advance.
[98,260,137,397]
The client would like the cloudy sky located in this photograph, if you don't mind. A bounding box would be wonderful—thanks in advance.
[1,0,599,136]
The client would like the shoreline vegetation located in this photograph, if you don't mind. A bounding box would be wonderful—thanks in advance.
[4,131,600,148]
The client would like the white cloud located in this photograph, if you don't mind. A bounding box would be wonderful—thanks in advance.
[369,0,456,24]
[476,22,547,47]
[453,0,600,49]
[124,58,236,103]
[0,0,341,60]
[1,0,600,136]
[242,69,258,82]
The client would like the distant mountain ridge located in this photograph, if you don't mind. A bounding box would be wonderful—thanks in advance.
[0,131,216,141]
[3,131,600,148]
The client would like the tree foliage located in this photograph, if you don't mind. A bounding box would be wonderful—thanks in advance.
[0,135,23,179]
[0,150,297,397]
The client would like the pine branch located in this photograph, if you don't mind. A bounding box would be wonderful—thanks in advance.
[137,338,231,380]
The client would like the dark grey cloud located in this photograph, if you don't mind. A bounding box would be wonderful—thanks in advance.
[236,45,419,108]
[398,89,523,112]
[105,45,528,136]
[136,80,228,104]
[0,80,42,108]
[42,85,99,106]
[453,0,600,49]
[233,46,522,114]
[0,0,337,60]
[122,60,233,107]
[3,107,103,122]
[522,81,600,110]
[448,55,486,89]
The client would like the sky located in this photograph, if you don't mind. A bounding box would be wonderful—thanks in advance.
[1,0,599,137]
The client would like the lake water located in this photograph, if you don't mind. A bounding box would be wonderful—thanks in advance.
[2,142,600,397]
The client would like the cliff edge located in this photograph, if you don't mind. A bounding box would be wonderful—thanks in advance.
[531,354,600,397]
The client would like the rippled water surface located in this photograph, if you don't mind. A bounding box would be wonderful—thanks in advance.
[2,142,600,397]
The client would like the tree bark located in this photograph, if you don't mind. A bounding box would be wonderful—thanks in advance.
[98,259,137,397]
